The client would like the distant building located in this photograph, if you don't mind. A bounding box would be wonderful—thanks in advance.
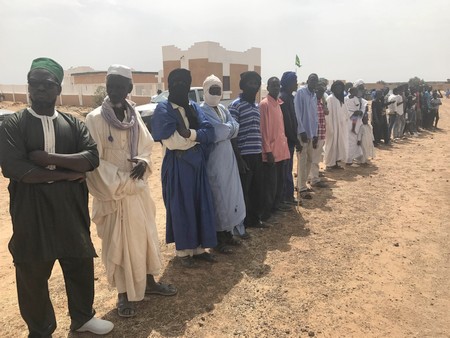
[162,41,261,99]
[69,70,162,96]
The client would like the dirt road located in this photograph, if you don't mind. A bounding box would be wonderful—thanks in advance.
[0,100,449,338]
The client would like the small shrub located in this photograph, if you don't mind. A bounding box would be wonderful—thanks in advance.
[93,86,107,107]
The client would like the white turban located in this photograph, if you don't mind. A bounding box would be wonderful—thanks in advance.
[203,74,222,107]
[354,79,365,87]
[107,64,132,80]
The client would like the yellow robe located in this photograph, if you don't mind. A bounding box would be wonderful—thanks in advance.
[86,106,161,301]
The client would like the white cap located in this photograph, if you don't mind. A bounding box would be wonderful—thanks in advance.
[107,64,132,79]
[354,79,364,87]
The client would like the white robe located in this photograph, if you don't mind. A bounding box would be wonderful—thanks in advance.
[324,95,349,167]
[357,124,375,163]
[345,96,367,163]
[86,107,161,301]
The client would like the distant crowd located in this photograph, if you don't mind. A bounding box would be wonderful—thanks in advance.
[369,84,443,145]
[0,57,445,336]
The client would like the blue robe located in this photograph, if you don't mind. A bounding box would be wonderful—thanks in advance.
[151,101,217,250]
[200,103,246,232]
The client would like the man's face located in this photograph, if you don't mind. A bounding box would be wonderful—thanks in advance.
[349,88,358,97]
[244,78,260,94]
[209,84,222,96]
[267,78,280,98]
[106,75,132,105]
[316,87,325,100]
[357,85,365,98]
[307,76,318,91]
[335,83,345,94]
[28,69,61,107]
[289,82,298,93]
[169,76,190,99]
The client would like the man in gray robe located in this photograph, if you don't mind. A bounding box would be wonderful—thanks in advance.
[200,75,247,252]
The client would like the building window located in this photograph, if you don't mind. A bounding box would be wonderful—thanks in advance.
[223,76,230,91]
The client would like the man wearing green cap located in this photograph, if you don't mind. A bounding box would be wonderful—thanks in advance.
[0,57,114,336]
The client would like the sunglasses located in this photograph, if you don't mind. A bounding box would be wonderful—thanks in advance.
[28,79,60,89]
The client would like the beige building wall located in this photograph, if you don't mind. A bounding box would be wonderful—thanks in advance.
[162,41,261,99]
[72,72,106,84]
[72,71,159,85]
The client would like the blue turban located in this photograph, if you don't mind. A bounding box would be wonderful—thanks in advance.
[280,71,297,90]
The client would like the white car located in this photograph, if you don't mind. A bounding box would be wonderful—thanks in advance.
[136,87,204,131]
[137,87,205,115]
[0,109,14,126]
[136,87,235,132]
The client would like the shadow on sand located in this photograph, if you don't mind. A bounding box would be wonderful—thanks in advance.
[68,209,309,337]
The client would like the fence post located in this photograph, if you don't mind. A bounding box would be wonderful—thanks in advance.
[79,85,83,106]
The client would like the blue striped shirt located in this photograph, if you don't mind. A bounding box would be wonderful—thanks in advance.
[228,95,262,155]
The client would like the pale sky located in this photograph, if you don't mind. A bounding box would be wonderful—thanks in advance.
[1,0,448,85]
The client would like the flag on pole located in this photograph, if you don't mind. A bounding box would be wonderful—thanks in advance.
[295,54,301,68]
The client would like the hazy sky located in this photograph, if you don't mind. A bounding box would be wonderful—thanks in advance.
[1,0,448,85]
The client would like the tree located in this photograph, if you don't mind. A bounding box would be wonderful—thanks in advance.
[408,76,425,89]
[93,86,107,107]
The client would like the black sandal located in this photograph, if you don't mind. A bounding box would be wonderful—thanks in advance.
[193,252,217,262]
[225,231,242,246]
[214,242,233,254]
[117,293,136,318]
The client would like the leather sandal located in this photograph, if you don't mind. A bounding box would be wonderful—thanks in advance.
[117,293,136,318]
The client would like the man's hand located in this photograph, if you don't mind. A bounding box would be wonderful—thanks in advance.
[29,150,51,167]
[266,152,275,165]
[300,132,308,143]
[177,125,191,138]
[295,142,303,153]
[237,157,249,175]
[175,109,192,138]
[312,136,318,149]
[128,159,148,180]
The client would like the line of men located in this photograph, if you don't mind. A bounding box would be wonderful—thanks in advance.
[0,57,399,336]
[150,70,324,269]
[150,69,378,268]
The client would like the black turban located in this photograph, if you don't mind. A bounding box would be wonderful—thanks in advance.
[168,68,192,90]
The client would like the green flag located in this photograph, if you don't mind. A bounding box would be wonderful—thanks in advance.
[295,55,301,68]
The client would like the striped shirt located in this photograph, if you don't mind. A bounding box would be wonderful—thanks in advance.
[317,100,326,140]
[228,95,262,155]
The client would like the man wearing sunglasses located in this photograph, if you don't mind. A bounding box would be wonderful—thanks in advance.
[0,57,114,336]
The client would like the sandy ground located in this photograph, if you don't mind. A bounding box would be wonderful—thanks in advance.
[0,100,449,338]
